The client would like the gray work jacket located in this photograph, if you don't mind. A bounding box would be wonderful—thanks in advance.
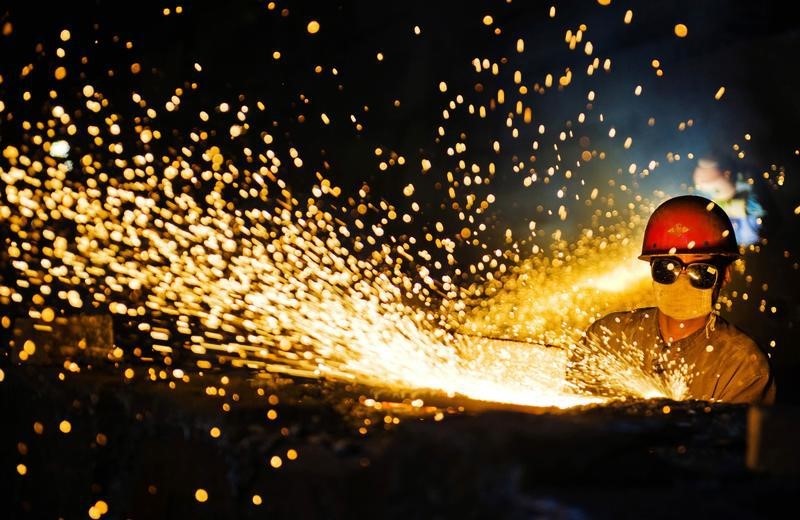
[570,307,775,404]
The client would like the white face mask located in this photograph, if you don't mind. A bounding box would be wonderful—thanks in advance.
[653,274,714,320]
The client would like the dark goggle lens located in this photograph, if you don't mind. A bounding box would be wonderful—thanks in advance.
[651,258,680,285]
[651,258,719,290]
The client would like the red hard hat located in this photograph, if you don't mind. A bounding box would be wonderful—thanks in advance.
[639,195,739,260]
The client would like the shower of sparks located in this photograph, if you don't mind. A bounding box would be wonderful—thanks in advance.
[566,334,690,401]
[0,1,787,413]
[0,142,667,406]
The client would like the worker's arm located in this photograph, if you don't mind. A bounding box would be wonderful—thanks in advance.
[715,354,776,405]
[565,319,618,397]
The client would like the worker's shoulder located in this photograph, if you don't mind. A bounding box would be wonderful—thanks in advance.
[588,307,656,332]
[711,314,759,345]
[711,315,771,366]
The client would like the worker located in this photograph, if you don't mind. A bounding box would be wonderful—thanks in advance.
[567,195,775,404]
[692,155,766,247]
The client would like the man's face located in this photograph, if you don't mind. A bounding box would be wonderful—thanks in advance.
[649,253,727,320]
[693,161,736,201]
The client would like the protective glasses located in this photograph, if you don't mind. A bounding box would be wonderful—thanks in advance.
[650,257,720,290]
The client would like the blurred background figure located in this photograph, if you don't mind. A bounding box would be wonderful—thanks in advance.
[692,155,767,246]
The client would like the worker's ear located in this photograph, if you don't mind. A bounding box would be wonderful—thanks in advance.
[712,263,732,303]
[722,263,733,285]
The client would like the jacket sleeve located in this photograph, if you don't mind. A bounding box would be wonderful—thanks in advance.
[565,319,619,397]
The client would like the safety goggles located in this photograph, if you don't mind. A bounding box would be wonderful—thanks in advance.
[650,257,720,290]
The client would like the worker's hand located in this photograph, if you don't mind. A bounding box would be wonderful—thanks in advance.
[724,198,747,218]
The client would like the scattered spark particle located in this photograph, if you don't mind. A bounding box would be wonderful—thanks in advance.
[59,420,72,434]
[307,20,320,34]
[714,86,726,100]
[597,0,611,6]
[559,69,572,86]
[210,427,221,438]
[662,405,671,414]
[0,368,4,382]
[195,489,208,503]
[17,464,27,476]
[21,340,35,358]
[49,140,70,158]
[287,449,298,460]
[674,24,688,38]
[252,495,263,506]
[54,66,67,80]
[438,81,447,93]
[413,25,421,35]
[270,456,283,468]
[41,307,55,322]
[60,29,71,42]
[421,158,432,171]
[89,500,109,519]
[624,10,633,24]
[524,107,533,123]
[482,15,494,26]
